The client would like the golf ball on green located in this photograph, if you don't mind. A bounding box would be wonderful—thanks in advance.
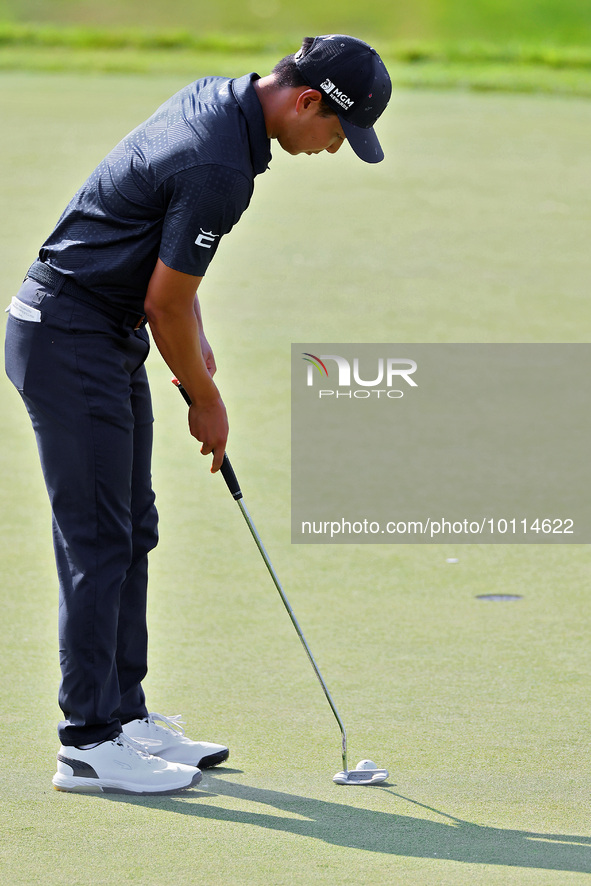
[356,759,378,770]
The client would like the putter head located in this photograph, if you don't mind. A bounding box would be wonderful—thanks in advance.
[333,768,389,785]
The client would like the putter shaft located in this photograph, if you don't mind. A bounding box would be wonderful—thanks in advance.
[173,379,348,773]
[235,495,348,774]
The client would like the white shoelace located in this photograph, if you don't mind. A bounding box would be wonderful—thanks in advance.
[115,733,154,759]
[145,713,186,736]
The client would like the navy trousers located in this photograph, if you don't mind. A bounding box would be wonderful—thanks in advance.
[5,277,158,746]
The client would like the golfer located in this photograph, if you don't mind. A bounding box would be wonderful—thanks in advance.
[5,35,391,794]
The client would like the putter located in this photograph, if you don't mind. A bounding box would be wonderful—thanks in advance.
[173,379,388,785]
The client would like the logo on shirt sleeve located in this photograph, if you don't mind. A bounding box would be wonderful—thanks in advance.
[195,229,220,249]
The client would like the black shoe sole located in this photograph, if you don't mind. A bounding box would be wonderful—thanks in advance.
[199,748,230,769]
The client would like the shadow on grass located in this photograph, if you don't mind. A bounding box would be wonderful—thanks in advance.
[105,774,591,873]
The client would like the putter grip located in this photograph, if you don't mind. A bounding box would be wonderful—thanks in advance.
[172,378,243,500]
[220,453,242,500]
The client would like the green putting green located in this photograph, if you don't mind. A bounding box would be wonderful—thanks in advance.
[0,70,589,885]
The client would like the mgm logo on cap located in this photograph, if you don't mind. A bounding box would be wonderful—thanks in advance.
[319,78,355,111]
[295,34,392,163]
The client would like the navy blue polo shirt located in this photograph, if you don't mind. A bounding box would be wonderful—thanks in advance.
[38,73,271,312]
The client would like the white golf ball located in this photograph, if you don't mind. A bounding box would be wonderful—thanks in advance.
[356,759,378,771]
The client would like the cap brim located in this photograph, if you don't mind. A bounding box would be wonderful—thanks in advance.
[339,116,384,164]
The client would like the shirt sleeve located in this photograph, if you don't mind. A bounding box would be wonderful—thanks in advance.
[158,164,253,276]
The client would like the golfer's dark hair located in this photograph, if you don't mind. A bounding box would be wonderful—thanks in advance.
[272,37,337,118]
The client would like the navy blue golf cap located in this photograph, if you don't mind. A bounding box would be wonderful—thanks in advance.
[294,34,392,163]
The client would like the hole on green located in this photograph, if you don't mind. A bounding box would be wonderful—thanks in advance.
[476,594,523,602]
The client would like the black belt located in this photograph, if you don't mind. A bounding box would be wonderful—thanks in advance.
[26,261,147,330]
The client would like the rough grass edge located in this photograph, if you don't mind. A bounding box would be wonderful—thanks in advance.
[1,22,591,70]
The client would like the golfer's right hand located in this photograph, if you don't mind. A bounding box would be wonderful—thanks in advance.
[188,399,228,473]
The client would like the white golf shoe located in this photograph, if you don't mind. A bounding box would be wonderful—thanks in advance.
[52,733,202,794]
[122,712,229,768]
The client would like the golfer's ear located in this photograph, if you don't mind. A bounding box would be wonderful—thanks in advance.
[295,89,322,113]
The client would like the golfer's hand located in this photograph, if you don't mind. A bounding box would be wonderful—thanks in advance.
[188,399,228,473]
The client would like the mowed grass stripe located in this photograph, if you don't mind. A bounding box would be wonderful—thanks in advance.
[2,24,591,94]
